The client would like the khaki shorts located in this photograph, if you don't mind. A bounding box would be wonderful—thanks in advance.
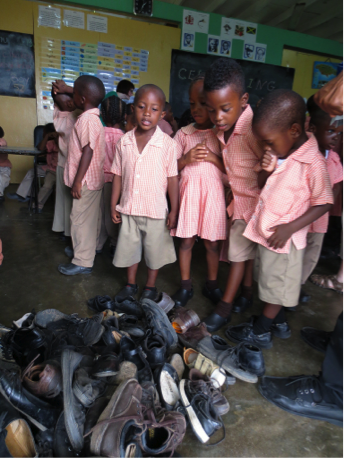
[256,243,305,307]
[228,219,257,262]
[113,214,176,270]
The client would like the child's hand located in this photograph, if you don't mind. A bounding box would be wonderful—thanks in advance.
[267,223,294,249]
[112,210,122,224]
[71,181,82,199]
[184,142,209,164]
[167,211,178,230]
[261,152,277,172]
[52,80,69,95]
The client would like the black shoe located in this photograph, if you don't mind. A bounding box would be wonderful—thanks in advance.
[92,354,121,378]
[286,306,298,312]
[115,284,138,302]
[203,313,231,333]
[87,295,114,313]
[6,192,30,202]
[0,366,61,431]
[202,285,223,304]
[300,327,331,353]
[119,315,145,340]
[299,288,311,303]
[271,322,291,339]
[8,327,48,367]
[111,297,143,318]
[53,412,76,457]
[225,322,273,349]
[141,298,178,352]
[140,287,159,302]
[65,246,74,258]
[259,375,343,427]
[119,336,152,384]
[58,263,92,275]
[171,287,193,308]
[232,296,253,313]
[154,363,180,411]
[142,330,167,369]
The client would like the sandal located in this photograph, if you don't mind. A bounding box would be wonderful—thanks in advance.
[310,274,343,293]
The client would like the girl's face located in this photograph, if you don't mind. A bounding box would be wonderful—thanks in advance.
[189,80,213,130]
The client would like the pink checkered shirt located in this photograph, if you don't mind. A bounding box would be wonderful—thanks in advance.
[104,127,124,183]
[111,126,178,219]
[217,105,263,222]
[64,108,105,190]
[310,149,343,233]
[53,107,79,168]
[244,134,334,253]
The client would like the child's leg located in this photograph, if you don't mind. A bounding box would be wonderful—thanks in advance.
[217,260,246,315]
[37,171,56,209]
[0,167,11,197]
[146,268,159,287]
[179,236,196,281]
[127,263,139,284]
[103,182,118,248]
[301,232,324,285]
[96,188,107,252]
[52,166,65,233]
[203,240,220,281]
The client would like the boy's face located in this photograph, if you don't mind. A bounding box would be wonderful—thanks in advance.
[189,80,209,128]
[56,93,76,112]
[253,122,301,158]
[134,89,165,131]
[205,85,248,133]
[310,119,342,153]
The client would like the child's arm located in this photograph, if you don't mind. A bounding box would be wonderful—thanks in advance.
[178,143,210,172]
[37,132,59,152]
[167,175,179,229]
[71,144,93,199]
[52,79,73,95]
[204,150,226,173]
[258,152,277,188]
[333,181,342,201]
[111,175,122,224]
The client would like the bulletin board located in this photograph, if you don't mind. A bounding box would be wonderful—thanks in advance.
[33,3,181,124]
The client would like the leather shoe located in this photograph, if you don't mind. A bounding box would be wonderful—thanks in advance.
[271,322,291,339]
[140,287,159,302]
[120,336,152,383]
[232,296,253,313]
[225,322,272,349]
[115,284,138,302]
[171,287,194,308]
[142,330,166,369]
[58,263,92,276]
[203,312,231,333]
[300,327,331,353]
[87,295,114,313]
[202,285,223,304]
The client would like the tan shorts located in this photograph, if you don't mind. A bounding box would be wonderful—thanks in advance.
[113,214,176,270]
[256,243,305,307]
[228,219,257,262]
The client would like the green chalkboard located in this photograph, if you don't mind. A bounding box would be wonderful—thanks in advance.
[0,30,36,98]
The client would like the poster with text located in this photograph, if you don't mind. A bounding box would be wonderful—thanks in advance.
[87,15,107,33]
[207,35,220,55]
[195,13,209,34]
[64,10,85,29]
[38,6,61,29]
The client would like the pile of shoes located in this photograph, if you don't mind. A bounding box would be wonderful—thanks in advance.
[0,293,265,457]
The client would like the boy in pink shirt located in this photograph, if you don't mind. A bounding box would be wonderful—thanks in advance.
[202,58,263,332]
[225,89,333,349]
[58,75,105,276]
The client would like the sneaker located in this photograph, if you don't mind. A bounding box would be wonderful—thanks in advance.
[73,367,107,408]
[259,375,343,427]
[225,322,273,349]
[183,348,226,387]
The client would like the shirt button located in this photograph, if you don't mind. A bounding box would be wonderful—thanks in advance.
[135,190,139,194]
[226,167,229,172]
[138,159,142,163]
[136,174,140,178]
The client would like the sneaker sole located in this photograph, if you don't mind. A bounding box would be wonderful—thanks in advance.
[179,379,209,444]
[225,331,273,350]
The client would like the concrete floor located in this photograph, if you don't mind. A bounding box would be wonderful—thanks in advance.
[0,185,343,457]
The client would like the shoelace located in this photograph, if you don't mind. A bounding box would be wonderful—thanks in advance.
[285,375,322,404]
[216,340,247,370]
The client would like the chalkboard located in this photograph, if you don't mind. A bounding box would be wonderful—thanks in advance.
[169,50,295,119]
[0,30,35,98]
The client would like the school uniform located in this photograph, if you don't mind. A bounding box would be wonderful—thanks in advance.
[244,134,334,307]
[52,107,79,237]
[158,119,173,136]
[111,126,177,270]
[96,127,124,251]
[171,124,226,241]
[0,139,11,197]
[217,105,263,262]
[64,108,105,268]
[301,149,343,284]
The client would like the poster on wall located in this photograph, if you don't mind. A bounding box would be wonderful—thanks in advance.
[181,31,195,51]
[64,10,85,29]
[243,42,266,62]
[182,10,197,32]
[38,5,61,29]
[194,13,209,34]
[207,35,220,55]
[244,22,258,43]
[87,15,108,33]
[221,17,234,40]
[312,61,339,89]
[219,39,231,57]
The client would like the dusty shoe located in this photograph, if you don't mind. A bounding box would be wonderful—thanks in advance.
[177,323,211,349]
[82,397,110,457]
[53,412,75,458]
[73,367,106,408]
[120,337,152,383]
[169,353,185,380]
[183,348,226,387]
[22,361,62,399]
[113,361,138,386]
[142,330,167,369]
[154,363,180,411]
[154,292,175,314]
[171,308,200,334]
[92,354,121,378]
[8,327,48,367]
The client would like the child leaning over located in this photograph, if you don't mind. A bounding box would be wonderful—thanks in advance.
[225,89,333,349]
[58,76,105,276]
[0,126,11,202]
[111,84,179,302]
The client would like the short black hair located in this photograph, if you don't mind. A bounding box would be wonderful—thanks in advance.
[253,89,306,131]
[178,109,195,129]
[204,58,245,95]
[101,95,126,126]
[0,126,4,138]
[164,101,172,111]
[74,75,105,107]
[117,79,135,95]
[134,84,166,107]
[126,103,134,116]
[307,95,331,126]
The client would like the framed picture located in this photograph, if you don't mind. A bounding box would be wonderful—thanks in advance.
[181,31,195,51]
[220,40,231,56]
[207,35,219,55]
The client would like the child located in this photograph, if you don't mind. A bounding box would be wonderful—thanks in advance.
[124,103,137,133]
[299,97,343,297]
[225,89,333,349]
[202,58,263,332]
[116,79,135,103]
[170,75,227,308]
[96,95,126,256]
[111,84,179,302]
[58,75,106,276]
[7,124,58,210]
[158,102,178,137]
[0,126,11,202]
[51,80,79,238]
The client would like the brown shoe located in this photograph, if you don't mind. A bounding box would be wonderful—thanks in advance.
[171,308,200,334]
[22,362,62,399]
[178,322,211,349]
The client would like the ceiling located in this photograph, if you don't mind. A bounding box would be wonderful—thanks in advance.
[161,0,343,43]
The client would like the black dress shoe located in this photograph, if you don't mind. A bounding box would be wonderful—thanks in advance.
[225,322,273,349]
[202,285,223,304]
[120,336,152,383]
[58,263,92,276]
[299,288,311,303]
[203,313,231,333]
[300,327,331,353]
[259,375,343,427]
[271,322,291,339]
[232,296,253,313]
[142,330,166,369]
[140,287,159,302]
[171,287,194,308]
[9,327,48,366]
[87,295,114,312]
[112,297,143,318]
[115,284,138,302]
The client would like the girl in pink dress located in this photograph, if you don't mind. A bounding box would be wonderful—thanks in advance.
[171,76,227,307]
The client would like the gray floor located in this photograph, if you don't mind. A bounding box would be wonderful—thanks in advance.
[0,185,343,457]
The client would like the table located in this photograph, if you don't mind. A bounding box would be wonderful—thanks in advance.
[0,147,47,214]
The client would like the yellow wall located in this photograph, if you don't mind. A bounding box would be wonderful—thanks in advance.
[0,0,37,183]
[282,49,342,101]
